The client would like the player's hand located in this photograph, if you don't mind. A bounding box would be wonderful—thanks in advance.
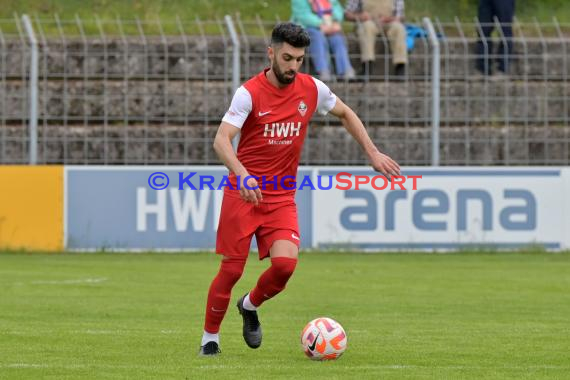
[368,151,401,181]
[240,175,263,206]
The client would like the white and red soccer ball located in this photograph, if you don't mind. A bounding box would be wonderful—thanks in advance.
[300,317,347,360]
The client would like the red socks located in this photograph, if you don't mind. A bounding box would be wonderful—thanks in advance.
[204,257,247,334]
[203,256,298,333]
[249,257,298,307]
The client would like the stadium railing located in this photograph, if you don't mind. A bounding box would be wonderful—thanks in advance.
[0,15,569,166]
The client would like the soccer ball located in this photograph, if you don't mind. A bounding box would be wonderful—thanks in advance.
[300,317,347,360]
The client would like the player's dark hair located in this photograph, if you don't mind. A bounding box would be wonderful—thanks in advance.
[271,22,310,48]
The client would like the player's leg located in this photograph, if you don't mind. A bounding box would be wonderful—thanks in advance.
[236,201,300,349]
[249,240,298,306]
[200,194,256,356]
[236,240,298,349]
[200,255,247,355]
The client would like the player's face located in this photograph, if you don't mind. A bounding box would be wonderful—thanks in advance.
[269,43,305,85]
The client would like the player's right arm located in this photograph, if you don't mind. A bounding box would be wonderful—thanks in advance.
[213,122,263,205]
[213,122,247,177]
[213,87,263,205]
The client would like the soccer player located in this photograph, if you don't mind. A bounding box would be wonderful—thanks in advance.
[199,22,400,356]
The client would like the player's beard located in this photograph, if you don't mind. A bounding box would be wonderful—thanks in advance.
[272,61,296,85]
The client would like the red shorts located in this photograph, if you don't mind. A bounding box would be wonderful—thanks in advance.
[216,193,300,260]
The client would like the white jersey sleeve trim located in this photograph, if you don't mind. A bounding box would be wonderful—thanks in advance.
[221,86,252,129]
[312,77,337,115]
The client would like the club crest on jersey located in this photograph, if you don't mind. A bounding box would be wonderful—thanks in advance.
[298,100,307,116]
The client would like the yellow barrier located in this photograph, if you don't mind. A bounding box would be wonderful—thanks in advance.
[0,166,63,251]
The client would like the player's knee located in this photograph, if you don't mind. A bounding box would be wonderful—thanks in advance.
[219,257,246,284]
[271,257,298,281]
[270,240,298,259]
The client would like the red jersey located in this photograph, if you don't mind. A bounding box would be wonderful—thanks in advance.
[221,68,337,202]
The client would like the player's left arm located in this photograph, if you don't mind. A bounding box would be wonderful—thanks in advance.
[329,97,401,180]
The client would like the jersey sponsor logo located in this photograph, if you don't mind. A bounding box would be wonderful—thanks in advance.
[298,100,307,116]
[258,110,271,117]
[263,122,302,138]
[292,233,300,241]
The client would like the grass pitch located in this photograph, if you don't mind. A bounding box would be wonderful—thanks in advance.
[0,251,569,379]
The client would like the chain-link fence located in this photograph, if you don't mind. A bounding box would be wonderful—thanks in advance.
[0,15,569,165]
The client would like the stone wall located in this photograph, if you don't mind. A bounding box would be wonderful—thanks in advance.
[1,38,568,79]
[1,81,568,125]
[1,35,568,165]
[1,124,568,165]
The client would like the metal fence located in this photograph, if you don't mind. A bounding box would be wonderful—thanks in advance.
[0,15,569,166]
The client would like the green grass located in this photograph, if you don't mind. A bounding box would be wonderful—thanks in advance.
[2,0,569,22]
[1,0,569,36]
[1,251,569,379]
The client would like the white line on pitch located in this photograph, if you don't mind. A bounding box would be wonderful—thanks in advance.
[31,277,108,285]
